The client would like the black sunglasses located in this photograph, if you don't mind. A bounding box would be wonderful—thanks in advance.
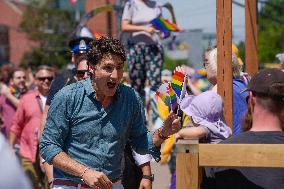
[37,77,54,82]
[76,70,89,77]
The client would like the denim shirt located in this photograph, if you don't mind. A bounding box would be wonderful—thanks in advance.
[40,78,160,183]
[233,79,248,135]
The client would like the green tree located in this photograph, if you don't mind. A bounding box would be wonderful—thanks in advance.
[20,0,76,69]
[163,55,187,71]
[258,0,284,63]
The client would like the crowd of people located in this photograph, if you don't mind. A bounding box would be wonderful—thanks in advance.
[0,0,284,189]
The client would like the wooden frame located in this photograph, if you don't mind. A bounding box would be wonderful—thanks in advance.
[176,140,284,189]
[176,0,260,187]
[216,0,233,128]
[216,0,258,128]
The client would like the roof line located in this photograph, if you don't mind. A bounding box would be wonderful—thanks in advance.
[4,0,23,16]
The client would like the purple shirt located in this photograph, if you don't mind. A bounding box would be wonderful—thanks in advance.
[0,95,17,137]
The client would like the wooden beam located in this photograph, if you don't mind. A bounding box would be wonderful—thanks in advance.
[245,0,258,75]
[216,0,233,129]
[176,140,199,189]
[199,144,284,167]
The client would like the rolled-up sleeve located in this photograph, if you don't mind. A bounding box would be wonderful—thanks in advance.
[40,90,70,164]
[129,92,161,162]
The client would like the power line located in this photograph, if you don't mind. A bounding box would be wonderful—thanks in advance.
[232,0,284,25]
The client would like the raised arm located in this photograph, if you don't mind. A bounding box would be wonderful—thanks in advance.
[0,83,19,107]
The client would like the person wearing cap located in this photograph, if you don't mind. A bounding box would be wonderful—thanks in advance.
[206,48,249,136]
[40,37,181,189]
[39,37,93,186]
[209,68,284,189]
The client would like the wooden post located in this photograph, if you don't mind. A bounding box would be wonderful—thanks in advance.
[245,0,258,75]
[216,0,233,129]
[176,140,199,189]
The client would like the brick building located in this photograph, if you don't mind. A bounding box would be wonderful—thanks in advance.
[0,0,36,66]
[0,0,122,66]
[85,0,120,38]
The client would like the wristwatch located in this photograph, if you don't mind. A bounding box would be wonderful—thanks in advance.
[142,174,154,181]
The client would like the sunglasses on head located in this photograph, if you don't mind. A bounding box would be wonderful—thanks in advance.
[37,77,53,82]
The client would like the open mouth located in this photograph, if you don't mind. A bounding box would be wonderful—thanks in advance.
[107,81,117,89]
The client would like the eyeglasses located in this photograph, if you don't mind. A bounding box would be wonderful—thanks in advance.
[37,77,54,82]
[76,70,89,79]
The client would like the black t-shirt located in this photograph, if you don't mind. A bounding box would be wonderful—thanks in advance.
[46,69,76,106]
[202,131,284,189]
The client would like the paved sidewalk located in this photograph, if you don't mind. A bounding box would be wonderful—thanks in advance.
[151,161,171,189]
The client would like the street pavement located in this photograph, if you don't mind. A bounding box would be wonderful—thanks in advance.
[151,161,171,189]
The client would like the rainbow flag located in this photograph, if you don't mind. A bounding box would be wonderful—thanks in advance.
[150,17,181,38]
[155,82,171,106]
[171,71,185,98]
[167,83,178,111]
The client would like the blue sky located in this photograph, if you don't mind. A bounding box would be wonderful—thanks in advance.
[157,0,247,44]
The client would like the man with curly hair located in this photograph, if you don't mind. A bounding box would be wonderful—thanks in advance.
[40,37,180,189]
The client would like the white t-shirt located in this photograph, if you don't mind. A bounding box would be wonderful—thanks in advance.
[122,0,161,44]
[39,95,47,108]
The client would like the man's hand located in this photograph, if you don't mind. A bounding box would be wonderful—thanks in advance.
[82,168,112,189]
[139,178,152,189]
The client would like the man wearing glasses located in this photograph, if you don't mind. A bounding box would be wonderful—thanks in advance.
[9,65,54,189]
[40,37,181,189]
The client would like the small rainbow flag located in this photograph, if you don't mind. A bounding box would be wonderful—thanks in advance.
[167,83,178,112]
[150,17,181,38]
[155,82,171,106]
[171,71,185,98]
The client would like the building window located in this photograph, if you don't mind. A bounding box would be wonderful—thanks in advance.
[0,25,9,65]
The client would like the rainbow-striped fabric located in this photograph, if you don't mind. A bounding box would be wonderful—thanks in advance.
[171,70,185,98]
[150,17,181,38]
[156,69,187,112]
[155,81,178,112]
[155,82,171,107]
[167,83,178,111]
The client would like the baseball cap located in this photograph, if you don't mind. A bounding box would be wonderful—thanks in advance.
[68,37,93,54]
[244,68,284,98]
